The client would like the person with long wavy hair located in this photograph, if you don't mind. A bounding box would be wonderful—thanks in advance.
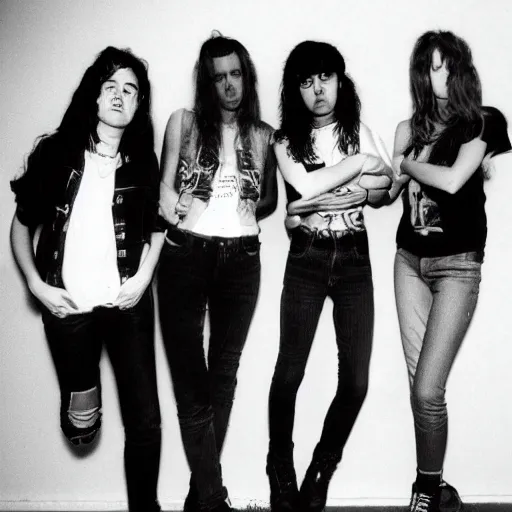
[266,40,392,512]
[10,47,164,511]
[388,30,511,511]
[157,33,277,512]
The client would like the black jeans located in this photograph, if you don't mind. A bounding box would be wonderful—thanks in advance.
[157,228,261,508]
[42,290,161,512]
[268,228,374,460]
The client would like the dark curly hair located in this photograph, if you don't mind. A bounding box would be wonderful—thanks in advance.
[276,40,361,164]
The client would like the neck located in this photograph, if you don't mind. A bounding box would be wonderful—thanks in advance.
[436,98,449,120]
[220,108,238,126]
[312,112,335,129]
[95,121,123,156]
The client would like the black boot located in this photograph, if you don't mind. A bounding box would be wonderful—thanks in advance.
[299,449,341,512]
[267,452,299,512]
[183,481,199,512]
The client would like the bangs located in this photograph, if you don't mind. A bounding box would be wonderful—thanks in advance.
[288,41,344,83]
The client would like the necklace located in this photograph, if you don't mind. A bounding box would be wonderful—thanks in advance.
[89,151,120,178]
[96,151,117,159]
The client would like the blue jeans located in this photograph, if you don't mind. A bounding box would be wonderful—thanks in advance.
[157,228,261,508]
[268,228,374,459]
[42,290,161,512]
[394,248,482,472]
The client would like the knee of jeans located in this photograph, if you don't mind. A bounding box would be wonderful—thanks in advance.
[411,385,447,432]
[349,378,369,405]
[272,356,307,391]
[124,402,161,444]
[210,372,237,405]
[178,403,214,432]
[62,386,102,445]
[125,422,161,447]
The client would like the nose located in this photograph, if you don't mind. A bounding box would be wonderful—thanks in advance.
[225,76,234,91]
[313,76,323,95]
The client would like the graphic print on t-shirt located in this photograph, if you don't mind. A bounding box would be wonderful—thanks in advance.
[317,182,364,232]
[408,179,443,235]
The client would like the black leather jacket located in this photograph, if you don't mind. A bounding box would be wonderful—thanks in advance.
[12,135,161,287]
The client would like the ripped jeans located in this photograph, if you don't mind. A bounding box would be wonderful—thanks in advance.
[157,228,261,509]
[394,248,482,473]
[42,290,161,512]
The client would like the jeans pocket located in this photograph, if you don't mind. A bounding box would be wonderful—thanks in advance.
[163,233,190,257]
[289,231,312,258]
[241,237,261,257]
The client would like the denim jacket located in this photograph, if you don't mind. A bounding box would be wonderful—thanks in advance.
[11,135,160,287]
[173,109,275,232]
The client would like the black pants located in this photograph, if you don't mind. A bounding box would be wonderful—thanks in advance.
[157,229,261,508]
[43,290,161,512]
[268,229,374,460]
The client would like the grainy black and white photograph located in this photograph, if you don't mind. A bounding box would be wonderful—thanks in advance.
[1,1,512,512]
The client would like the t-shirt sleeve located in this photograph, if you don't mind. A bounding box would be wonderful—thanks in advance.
[481,107,512,157]
[10,137,54,229]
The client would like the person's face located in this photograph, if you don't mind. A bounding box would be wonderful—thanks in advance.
[212,52,244,113]
[429,49,449,101]
[97,67,139,130]
[299,71,339,126]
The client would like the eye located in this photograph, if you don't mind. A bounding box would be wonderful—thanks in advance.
[319,72,333,81]
[231,70,242,78]
[105,85,115,91]
[214,75,224,83]
[300,78,313,89]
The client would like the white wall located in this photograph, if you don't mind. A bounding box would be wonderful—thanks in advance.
[2,0,512,509]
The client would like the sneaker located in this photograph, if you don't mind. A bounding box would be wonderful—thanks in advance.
[299,450,340,512]
[266,453,299,512]
[409,483,440,512]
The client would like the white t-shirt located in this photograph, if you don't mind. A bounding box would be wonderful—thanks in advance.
[311,123,365,232]
[62,151,121,312]
[193,126,244,237]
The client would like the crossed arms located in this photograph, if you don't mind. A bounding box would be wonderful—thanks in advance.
[277,123,393,217]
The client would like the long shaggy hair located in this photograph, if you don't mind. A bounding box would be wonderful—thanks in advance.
[56,46,154,160]
[276,40,361,164]
[194,35,260,152]
[408,30,482,157]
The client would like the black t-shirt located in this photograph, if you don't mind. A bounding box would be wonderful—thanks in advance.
[396,106,511,257]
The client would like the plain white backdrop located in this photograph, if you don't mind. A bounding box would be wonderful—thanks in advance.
[1,0,512,509]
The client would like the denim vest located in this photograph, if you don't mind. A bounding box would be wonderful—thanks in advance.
[175,110,274,232]
[11,136,160,288]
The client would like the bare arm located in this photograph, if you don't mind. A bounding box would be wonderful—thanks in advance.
[357,123,393,206]
[10,213,78,316]
[287,188,367,215]
[400,136,487,194]
[256,135,278,220]
[383,119,413,205]
[159,109,184,225]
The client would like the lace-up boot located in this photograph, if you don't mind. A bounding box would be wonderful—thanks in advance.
[299,448,341,512]
[266,452,299,512]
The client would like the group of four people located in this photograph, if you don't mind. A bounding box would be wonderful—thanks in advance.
[10,28,510,512]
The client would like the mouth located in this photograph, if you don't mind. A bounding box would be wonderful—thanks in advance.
[111,100,123,111]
